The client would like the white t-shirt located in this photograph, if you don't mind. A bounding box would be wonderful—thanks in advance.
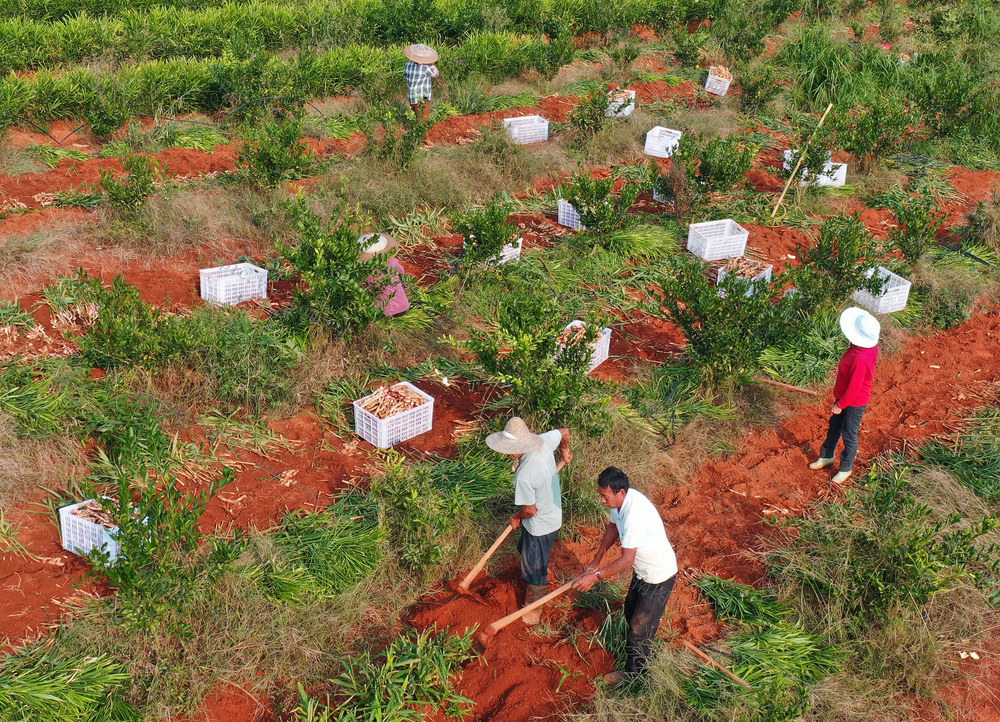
[513,430,563,537]
[609,489,677,584]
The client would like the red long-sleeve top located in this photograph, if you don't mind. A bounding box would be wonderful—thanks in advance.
[833,344,879,408]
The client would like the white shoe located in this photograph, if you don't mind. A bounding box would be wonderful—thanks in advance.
[809,458,834,470]
[832,470,851,483]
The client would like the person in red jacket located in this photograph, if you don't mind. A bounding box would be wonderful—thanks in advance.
[809,306,880,483]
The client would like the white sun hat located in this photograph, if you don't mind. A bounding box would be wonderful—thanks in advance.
[358,232,399,261]
[404,43,439,64]
[839,306,880,348]
[485,417,544,455]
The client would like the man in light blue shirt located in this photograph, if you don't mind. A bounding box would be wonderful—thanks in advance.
[487,417,572,625]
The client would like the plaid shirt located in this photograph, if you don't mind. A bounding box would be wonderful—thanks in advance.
[404,61,437,103]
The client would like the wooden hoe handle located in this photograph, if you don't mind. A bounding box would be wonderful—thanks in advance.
[458,524,514,592]
[485,578,579,635]
[681,639,752,689]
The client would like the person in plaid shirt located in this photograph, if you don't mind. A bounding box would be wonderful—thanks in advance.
[403,44,439,120]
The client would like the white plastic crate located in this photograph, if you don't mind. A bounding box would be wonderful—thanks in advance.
[561,320,612,373]
[497,236,523,264]
[462,236,523,265]
[716,262,773,297]
[704,68,732,96]
[851,266,912,314]
[60,500,120,564]
[353,382,434,448]
[652,187,668,203]
[606,89,636,117]
[812,162,847,188]
[503,115,549,144]
[782,150,845,187]
[200,263,267,306]
[557,199,586,229]
[644,126,683,158]
[687,219,749,261]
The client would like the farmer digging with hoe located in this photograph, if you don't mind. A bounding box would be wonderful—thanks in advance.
[809,306,880,483]
[575,466,678,686]
[486,417,572,625]
[403,43,439,121]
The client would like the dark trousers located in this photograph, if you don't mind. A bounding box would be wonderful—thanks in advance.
[624,573,676,677]
[820,404,866,471]
[518,529,557,586]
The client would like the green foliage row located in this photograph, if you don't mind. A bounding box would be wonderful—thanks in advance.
[296,627,474,721]
[0,0,715,34]
[0,32,564,130]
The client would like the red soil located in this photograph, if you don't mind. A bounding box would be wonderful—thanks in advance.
[178,682,272,722]
[409,563,615,721]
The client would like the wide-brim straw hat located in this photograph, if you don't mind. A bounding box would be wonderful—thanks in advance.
[358,232,399,261]
[404,43,439,64]
[839,306,880,348]
[486,417,544,455]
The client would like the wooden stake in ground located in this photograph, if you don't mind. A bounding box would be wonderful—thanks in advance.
[681,639,752,689]
[771,103,835,218]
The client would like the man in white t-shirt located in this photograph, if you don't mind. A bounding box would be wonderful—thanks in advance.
[486,417,572,625]
[574,466,677,685]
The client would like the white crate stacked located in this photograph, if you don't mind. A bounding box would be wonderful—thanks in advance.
[704,67,732,96]
[353,382,434,448]
[716,263,774,297]
[557,199,586,229]
[644,127,683,158]
[562,320,612,373]
[200,263,267,306]
[503,115,549,145]
[652,187,668,203]
[606,89,636,117]
[59,500,121,564]
[852,266,912,313]
[782,150,847,188]
[687,219,749,261]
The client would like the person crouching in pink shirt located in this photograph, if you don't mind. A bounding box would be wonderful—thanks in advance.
[809,306,880,483]
[358,233,410,317]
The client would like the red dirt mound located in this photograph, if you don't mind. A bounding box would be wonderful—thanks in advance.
[409,566,615,722]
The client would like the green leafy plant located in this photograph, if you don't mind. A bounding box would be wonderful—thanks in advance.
[782,114,838,189]
[331,627,475,720]
[568,84,612,146]
[0,300,35,329]
[671,27,704,67]
[920,408,1000,500]
[790,213,884,308]
[451,196,519,274]
[0,644,138,721]
[251,509,382,601]
[645,256,805,384]
[770,467,1000,627]
[739,61,782,113]
[559,170,641,239]
[237,108,313,188]
[369,454,471,572]
[455,292,609,434]
[835,97,911,173]
[365,105,431,170]
[695,135,758,194]
[277,201,390,338]
[99,154,158,221]
[887,191,944,265]
[23,144,89,168]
